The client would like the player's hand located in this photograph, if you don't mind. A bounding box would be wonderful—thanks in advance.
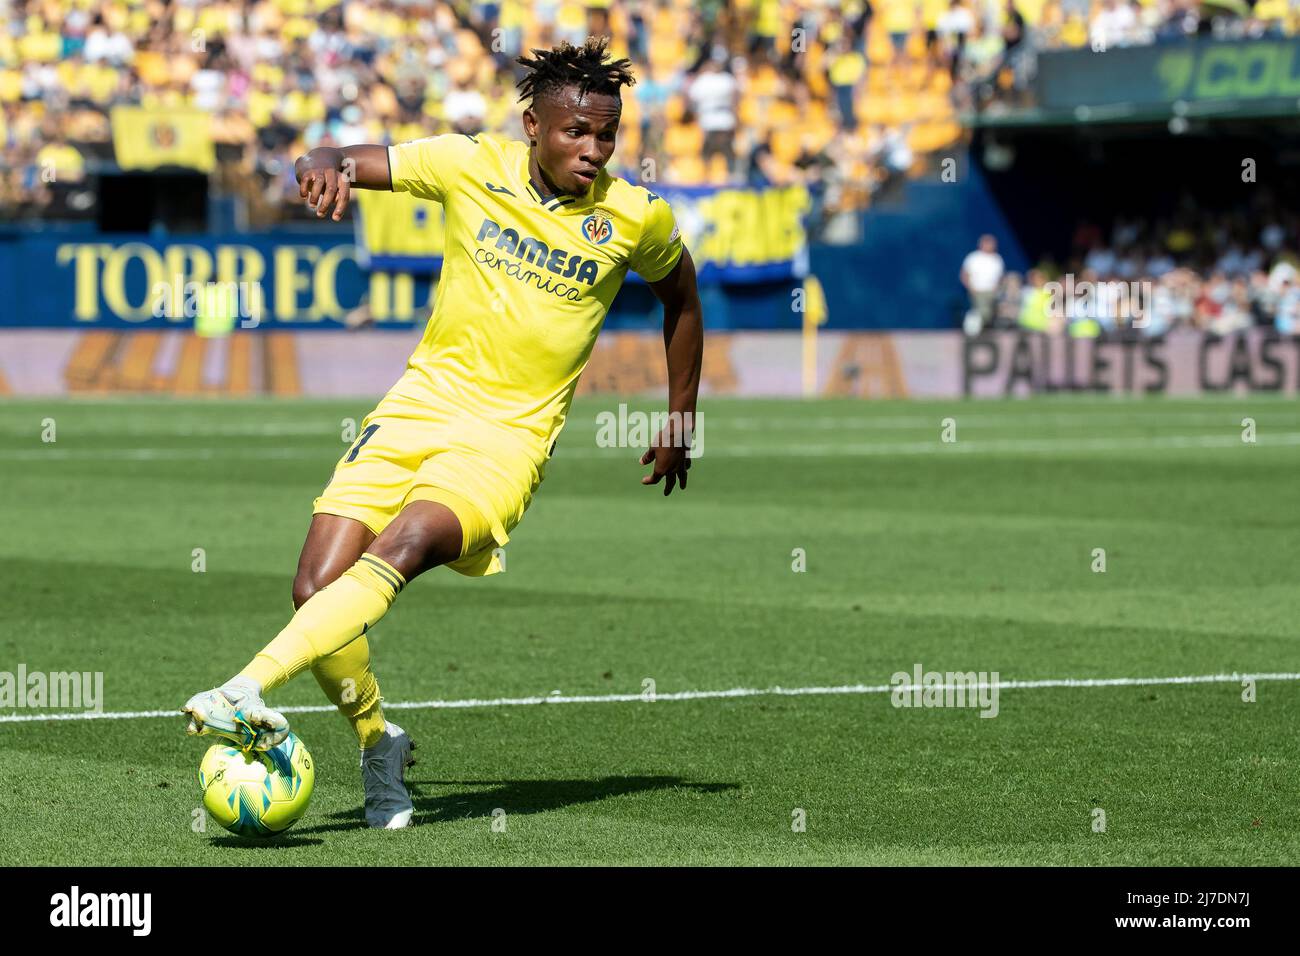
[296,157,352,222]
[640,424,692,496]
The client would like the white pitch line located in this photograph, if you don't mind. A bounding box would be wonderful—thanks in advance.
[0,671,1295,725]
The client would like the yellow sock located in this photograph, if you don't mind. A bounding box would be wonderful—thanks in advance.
[242,554,405,693]
[310,635,389,749]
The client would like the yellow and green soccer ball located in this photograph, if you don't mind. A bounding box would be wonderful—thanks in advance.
[199,733,315,837]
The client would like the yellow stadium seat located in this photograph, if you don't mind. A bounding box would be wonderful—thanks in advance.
[663,121,703,158]
[750,66,780,97]
[370,84,398,118]
[771,127,803,165]
[621,125,641,158]
[0,70,22,104]
[453,28,482,58]
[707,153,729,184]
[671,154,705,184]
[861,98,889,124]
[914,93,946,120]
[769,99,799,126]
[867,26,893,65]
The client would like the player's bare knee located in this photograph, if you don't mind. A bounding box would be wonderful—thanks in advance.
[292,573,327,610]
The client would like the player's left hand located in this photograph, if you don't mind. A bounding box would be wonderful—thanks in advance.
[640,426,692,496]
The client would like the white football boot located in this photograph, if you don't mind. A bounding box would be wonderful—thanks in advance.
[181,676,290,751]
[361,721,416,829]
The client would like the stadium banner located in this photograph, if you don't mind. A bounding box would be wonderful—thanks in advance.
[1036,36,1300,111]
[110,107,216,173]
[4,328,1300,398]
[356,183,810,282]
[0,189,808,331]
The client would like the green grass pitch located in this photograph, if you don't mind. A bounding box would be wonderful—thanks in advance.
[1,394,1299,865]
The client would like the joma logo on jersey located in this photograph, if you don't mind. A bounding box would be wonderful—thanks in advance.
[475,219,599,285]
[581,213,614,245]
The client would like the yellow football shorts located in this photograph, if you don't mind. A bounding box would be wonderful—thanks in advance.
[312,394,545,577]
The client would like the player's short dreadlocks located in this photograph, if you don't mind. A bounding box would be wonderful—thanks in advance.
[515,37,636,108]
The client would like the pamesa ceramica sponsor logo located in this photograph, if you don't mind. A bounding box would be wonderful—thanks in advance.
[472,217,601,301]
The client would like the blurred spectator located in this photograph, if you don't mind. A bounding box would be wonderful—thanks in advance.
[35,131,86,185]
[961,234,1006,333]
[827,35,867,131]
[1275,277,1300,333]
[83,14,134,66]
[1017,268,1057,332]
[995,270,1024,328]
[444,68,488,136]
[746,132,777,188]
[936,0,975,79]
[964,189,1300,336]
[874,123,913,189]
[1090,0,1139,50]
[686,56,739,176]
[882,0,914,68]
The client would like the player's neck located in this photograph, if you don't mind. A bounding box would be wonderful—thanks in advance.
[528,147,585,199]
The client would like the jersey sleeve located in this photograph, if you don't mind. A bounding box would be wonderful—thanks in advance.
[629,194,684,282]
[387,134,479,204]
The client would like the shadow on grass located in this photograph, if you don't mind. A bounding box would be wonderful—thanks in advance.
[207,834,326,849]
[293,775,739,834]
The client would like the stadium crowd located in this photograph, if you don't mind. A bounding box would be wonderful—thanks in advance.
[942,0,1298,111]
[963,191,1300,336]
[4,0,1294,212]
[7,0,1288,222]
[1,0,964,230]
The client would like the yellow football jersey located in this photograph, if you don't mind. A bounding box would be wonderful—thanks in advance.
[385,131,684,457]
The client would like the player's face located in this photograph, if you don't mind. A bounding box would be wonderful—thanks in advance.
[528,87,620,196]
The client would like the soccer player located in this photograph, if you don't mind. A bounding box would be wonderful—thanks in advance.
[181,38,703,829]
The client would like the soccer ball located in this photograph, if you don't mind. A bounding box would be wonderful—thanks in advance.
[199,733,315,837]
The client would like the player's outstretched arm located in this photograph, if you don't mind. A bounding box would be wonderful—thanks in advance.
[294,144,392,221]
[641,246,704,496]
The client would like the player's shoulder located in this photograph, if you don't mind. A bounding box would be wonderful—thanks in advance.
[398,130,514,160]
[392,131,521,196]
[454,132,529,183]
[600,174,674,228]
[467,130,518,155]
